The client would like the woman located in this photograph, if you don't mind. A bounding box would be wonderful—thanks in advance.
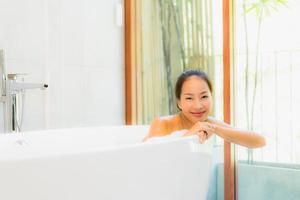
[143,70,265,148]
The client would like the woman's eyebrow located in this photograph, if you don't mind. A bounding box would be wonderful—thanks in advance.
[183,91,208,95]
[182,93,194,96]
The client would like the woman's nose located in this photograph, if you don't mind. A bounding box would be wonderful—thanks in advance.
[194,100,204,109]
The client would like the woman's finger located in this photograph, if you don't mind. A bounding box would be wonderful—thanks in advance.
[198,131,206,143]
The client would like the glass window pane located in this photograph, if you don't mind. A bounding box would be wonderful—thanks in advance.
[134,0,224,199]
[234,0,300,199]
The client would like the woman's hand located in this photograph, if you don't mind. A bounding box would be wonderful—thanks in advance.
[184,122,216,143]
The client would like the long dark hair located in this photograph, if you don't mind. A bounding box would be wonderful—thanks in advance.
[175,69,213,100]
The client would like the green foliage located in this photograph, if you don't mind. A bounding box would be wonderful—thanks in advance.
[245,0,289,19]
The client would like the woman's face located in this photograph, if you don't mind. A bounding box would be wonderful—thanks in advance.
[177,75,213,123]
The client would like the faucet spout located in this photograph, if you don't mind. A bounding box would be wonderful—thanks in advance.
[9,82,48,92]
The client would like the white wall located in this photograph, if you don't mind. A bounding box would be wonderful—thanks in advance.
[0,0,125,132]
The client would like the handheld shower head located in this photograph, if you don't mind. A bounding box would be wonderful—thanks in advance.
[0,49,7,96]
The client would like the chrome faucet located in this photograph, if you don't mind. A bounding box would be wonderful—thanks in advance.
[0,49,48,133]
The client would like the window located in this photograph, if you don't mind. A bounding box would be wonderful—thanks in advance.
[129,0,221,125]
[234,0,300,165]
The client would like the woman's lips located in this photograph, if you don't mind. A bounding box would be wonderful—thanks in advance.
[190,111,206,118]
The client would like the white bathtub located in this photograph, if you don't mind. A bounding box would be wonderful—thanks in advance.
[0,126,213,200]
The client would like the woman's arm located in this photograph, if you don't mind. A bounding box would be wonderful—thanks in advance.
[207,118,266,148]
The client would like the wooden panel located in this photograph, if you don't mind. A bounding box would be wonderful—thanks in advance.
[223,0,236,199]
[125,0,132,125]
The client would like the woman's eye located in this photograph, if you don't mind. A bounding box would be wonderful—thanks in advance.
[185,97,193,100]
[202,95,208,99]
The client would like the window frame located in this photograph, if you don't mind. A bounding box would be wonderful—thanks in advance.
[124,0,236,199]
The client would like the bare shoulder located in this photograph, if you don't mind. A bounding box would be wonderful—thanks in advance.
[148,115,179,137]
[159,115,179,124]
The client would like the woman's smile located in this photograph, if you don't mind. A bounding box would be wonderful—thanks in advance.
[190,111,206,118]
